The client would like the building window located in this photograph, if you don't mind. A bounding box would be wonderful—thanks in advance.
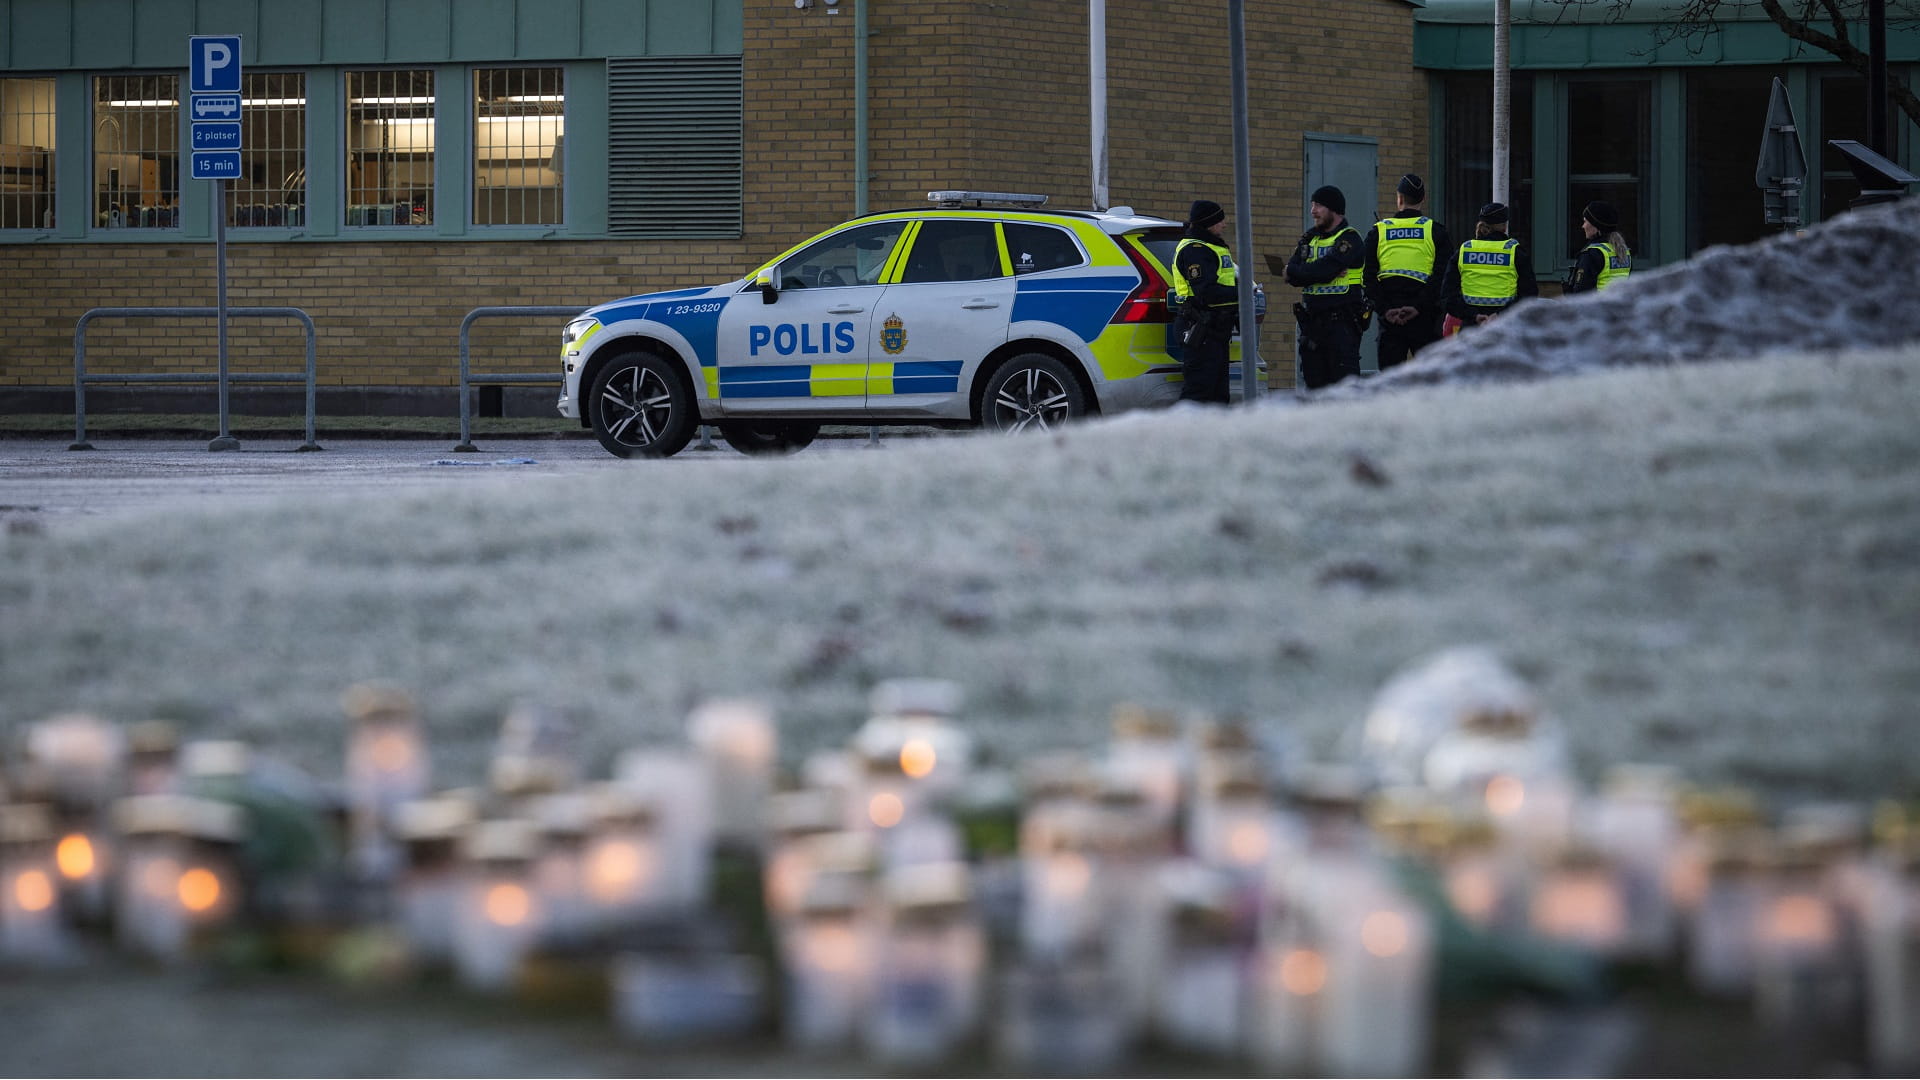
[1819,74,1869,222]
[1566,78,1650,267]
[93,74,180,229]
[1687,69,1777,252]
[1439,71,1534,253]
[474,68,563,226]
[1,78,56,230]
[346,69,434,226]
[230,72,306,228]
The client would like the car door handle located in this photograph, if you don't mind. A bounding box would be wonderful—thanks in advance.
[961,299,1000,309]
[827,305,865,314]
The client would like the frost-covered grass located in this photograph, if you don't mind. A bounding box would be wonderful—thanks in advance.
[3,344,1915,803]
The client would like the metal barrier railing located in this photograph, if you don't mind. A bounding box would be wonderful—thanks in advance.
[455,306,583,452]
[71,307,320,452]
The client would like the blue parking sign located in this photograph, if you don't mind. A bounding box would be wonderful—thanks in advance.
[190,35,242,94]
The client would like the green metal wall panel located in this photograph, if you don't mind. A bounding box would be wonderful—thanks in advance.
[69,0,132,68]
[564,57,607,234]
[1418,18,1920,70]
[323,0,389,63]
[130,0,191,67]
[450,0,514,59]
[647,2,715,55]
[581,0,647,55]
[258,2,323,66]
[196,0,259,40]
[389,0,450,61]
[9,0,74,70]
[516,0,580,59]
[3,0,739,68]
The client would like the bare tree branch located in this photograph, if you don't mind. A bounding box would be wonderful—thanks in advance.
[1535,0,1920,129]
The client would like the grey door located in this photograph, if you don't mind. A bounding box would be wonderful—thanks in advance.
[1304,133,1380,374]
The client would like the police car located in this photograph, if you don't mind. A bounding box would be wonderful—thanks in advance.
[558,190,1260,457]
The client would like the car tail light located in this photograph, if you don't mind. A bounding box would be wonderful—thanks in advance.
[1112,238,1173,324]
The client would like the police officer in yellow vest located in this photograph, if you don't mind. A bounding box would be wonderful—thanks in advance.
[1441,201,1538,332]
[1284,185,1367,390]
[1363,173,1454,371]
[1169,198,1239,404]
[1564,199,1633,294]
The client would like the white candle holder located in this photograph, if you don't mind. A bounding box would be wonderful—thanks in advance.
[1107,703,1188,826]
[582,782,664,929]
[1,804,71,965]
[342,684,430,869]
[614,750,714,911]
[687,699,777,849]
[110,794,244,963]
[25,712,125,811]
[393,794,476,967]
[1862,836,1920,1073]
[1587,764,1683,959]
[452,818,542,993]
[782,868,874,1052]
[863,861,984,1066]
[763,789,842,925]
[1529,847,1631,956]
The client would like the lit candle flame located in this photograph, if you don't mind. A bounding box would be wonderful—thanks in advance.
[1226,819,1270,865]
[14,869,55,913]
[484,882,531,927]
[1279,948,1327,996]
[586,840,650,903]
[869,791,905,829]
[1485,774,1526,817]
[178,867,221,914]
[900,739,937,779]
[369,730,416,774]
[56,833,96,880]
[1361,910,1409,958]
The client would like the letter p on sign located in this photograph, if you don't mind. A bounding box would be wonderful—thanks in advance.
[190,35,242,94]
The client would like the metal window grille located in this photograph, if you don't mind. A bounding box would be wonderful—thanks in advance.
[0,77,57,230]
[92,74,181,230]
[608,57,742,238]
[473,68,564,226]
[228,72,306,229]
[345,69,434,227]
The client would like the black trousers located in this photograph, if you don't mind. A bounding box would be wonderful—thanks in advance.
[1176,320,1231,404]
[1297,310,1363,390]
[1376,309,1441,372]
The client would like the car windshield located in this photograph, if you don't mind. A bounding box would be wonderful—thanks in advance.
[777,221,909,289]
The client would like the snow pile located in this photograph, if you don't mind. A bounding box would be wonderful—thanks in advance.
[1325,197,1920,395]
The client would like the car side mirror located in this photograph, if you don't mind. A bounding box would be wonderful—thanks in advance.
[757,271,778,304]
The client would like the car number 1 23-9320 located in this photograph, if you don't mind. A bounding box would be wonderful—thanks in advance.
[664,301,725,316]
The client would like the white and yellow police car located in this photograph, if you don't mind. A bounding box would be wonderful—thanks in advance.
[559,190,1259,458]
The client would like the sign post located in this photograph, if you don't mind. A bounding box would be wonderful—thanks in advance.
[190,34,242,450]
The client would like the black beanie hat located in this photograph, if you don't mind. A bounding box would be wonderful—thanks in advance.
[1582,200,1620,231]
[1397,173,1426,200]
[1310,185,1346,215]
[1188,199,1225,229]
[1478,201,1510,226]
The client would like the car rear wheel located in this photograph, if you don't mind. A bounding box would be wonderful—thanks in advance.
[981,353,1087,434]
[589,351,696,458]
[716,420,821,456]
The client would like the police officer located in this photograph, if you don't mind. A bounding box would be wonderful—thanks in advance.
[1284,185,1367,389]
[1363,173,1453,371]
[1169,199,1239,405]
[1564,199,1633,294]
[1440,202,1537,333]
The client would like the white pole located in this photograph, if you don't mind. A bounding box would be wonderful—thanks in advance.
[1492,0,1511,205]
[1091,0,1109,211]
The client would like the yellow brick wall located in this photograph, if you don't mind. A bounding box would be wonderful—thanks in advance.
[0,0,1426,399]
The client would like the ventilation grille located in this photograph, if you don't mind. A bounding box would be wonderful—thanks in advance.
[608,56,743,238]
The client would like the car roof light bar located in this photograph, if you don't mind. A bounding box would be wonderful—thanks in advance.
[927,190,1049,208]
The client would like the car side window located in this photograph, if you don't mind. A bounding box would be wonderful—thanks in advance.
[779,221,907,289]
[899,219,1005,284]
[1003,223,1086,274]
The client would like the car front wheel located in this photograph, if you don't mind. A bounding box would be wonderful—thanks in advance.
[589,352,696,458]
[716,421,821,456]
[980,353,1087,433]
